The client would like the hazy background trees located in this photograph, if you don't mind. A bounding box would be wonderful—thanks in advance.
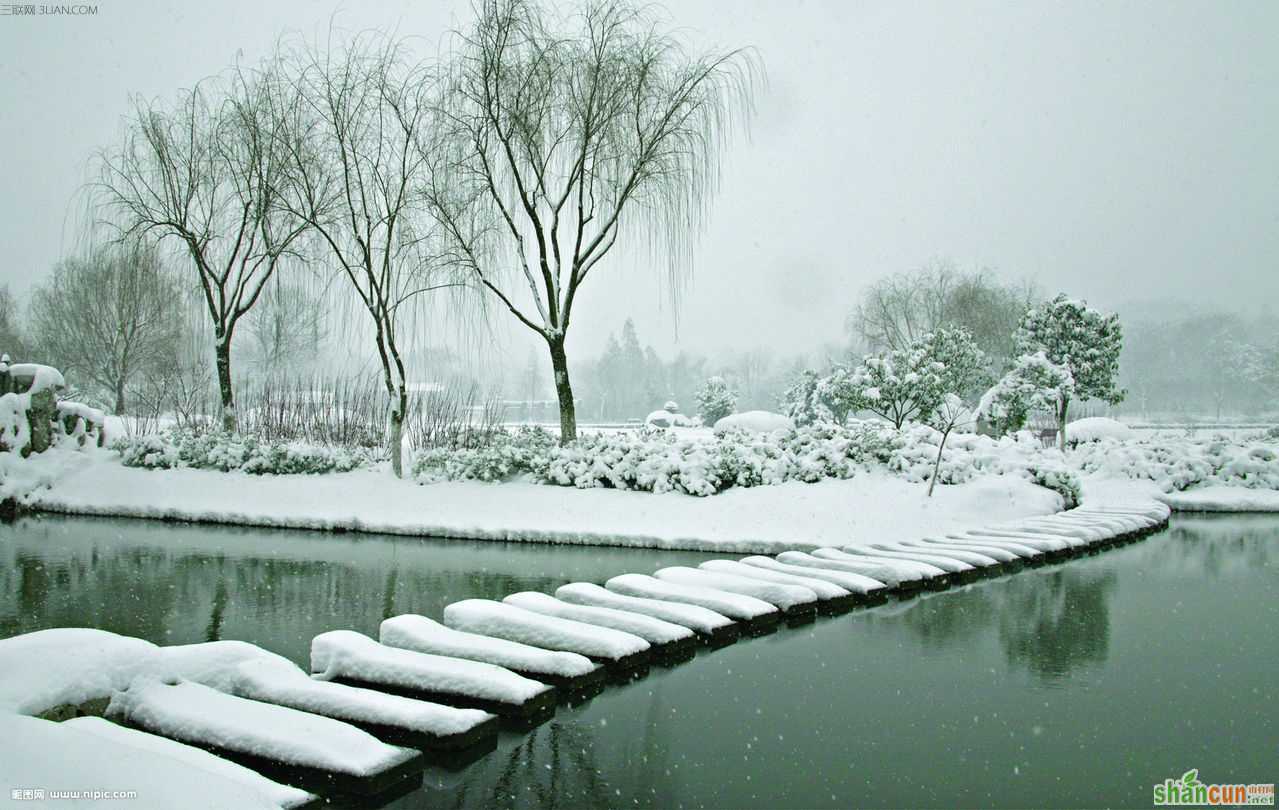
[28,242,183,413]
[848,259,1035,377]
[0,285,27,360]
[97,63,309,430]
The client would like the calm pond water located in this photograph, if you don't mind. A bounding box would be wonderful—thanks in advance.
[1,513,1275,808]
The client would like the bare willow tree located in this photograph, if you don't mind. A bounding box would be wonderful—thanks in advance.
[273,34,464,477]
[29,242,182,413]
[426,0,761,442]
[97,64,308,430]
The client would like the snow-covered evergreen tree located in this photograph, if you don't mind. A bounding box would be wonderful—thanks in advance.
[1013,295,1124,448]
[695,376,738,424]
[846,342,946,429]
[978,351,1075,439]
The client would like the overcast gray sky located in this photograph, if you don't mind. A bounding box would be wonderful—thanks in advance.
[2,0,1276,363]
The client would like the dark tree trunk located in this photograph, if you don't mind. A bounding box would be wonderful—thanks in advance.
[1057,395,1070,451]
[547,336,577,445]
[113,381,126,416]
[215,336,236,432]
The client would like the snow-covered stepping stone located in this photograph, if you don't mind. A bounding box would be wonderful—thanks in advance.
[774,550,919,590]
[864,541,1000,569]
[653,566,819,616]
[605,573,779,626]
[940,534,1045,560]
[379,614,604,689]
[554,582,740,645]
[229,656,499,756]
[502,592,697,658]
[955,530,1072,554]
[811,548,948,589]
[444,599,651,671]
[5,714,305,810]
[901,538,1024,566]
[66,716,315,809]
[844,543,985,581]
[737,556,888,600]
[310,630,556,724]
[835,546,963,583]
[106,678,425,799]
[699,559,857,613]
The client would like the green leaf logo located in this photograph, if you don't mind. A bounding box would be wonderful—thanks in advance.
[1181,769,1199,786]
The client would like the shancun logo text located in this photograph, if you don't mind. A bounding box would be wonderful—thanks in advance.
[1153,769,1274,806]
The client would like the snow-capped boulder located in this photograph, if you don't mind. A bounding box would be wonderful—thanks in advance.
[1066,417,1134,444]
[713,410,794,435]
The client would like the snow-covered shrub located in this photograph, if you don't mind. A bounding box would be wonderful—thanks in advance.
[1021,460,1082,508]
[113,428,373,475]
[1265,426,1279,441]
[978,351,1074,436]
[1065,417,1134,445]
[713,410,794,435]
[1067,434,1279,492]
[695,377,737,424]
[411,426,556,482]
[779,370,829,426]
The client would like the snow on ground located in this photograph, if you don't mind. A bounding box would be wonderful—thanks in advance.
[32,453,1061,553]
[1157,486,1279,512]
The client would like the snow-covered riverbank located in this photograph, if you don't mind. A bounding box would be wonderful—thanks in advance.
[28,452,1062,553]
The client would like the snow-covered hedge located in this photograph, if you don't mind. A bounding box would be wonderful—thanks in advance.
[113,428,374,475]
[411,419,1083,505]
[1071,435,1279,492]
[412,427,558,483]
